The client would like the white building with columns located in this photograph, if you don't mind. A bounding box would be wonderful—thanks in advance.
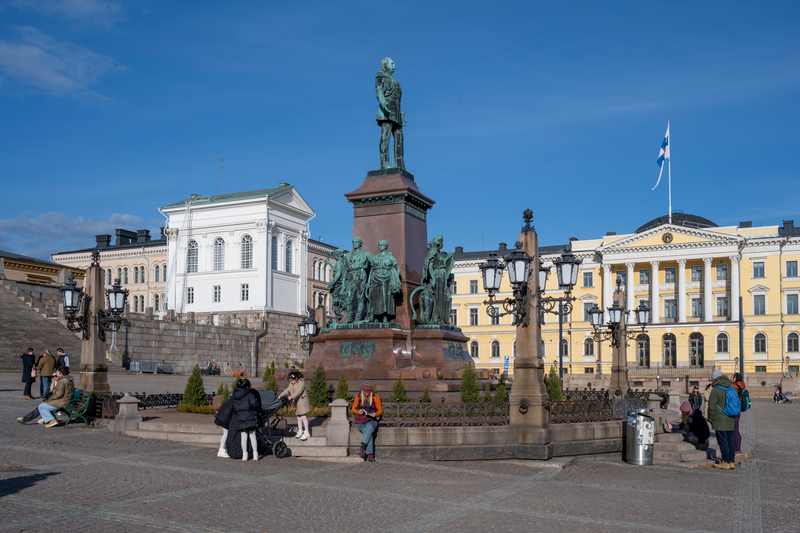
[161,183,315,316]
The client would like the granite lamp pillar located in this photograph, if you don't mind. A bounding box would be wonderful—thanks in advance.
[78,264,112,394]
[609,292,629,396]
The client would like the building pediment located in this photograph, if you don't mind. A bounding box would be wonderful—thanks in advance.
[748,284,770,293]
[270,187,315,217]
[600,225,743,256]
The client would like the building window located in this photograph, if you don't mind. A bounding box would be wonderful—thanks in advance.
[187,241,198,273]
[791,365,800,373]
[754,294,766,315]
[637,335,650,368]
[312,260,318,280]
[490,310,500,325]
[450,281,457,295]
[584,367,594,374]
[106,269,112,285]
[788,294,799,315]
[154,294,160,312]
[123,267,128,284]
[450,308,457,325]
[584,338,594,356]
[142,267,147,283]
[241,235,253,269]
[469,280,478,294]
[787,332,799,352]
[664,267,676,283]
[755,366,766,373]
[717,297,729,317]
[469,308,478,326]
[787,261,798,277]
[241,284,249,301]
[689,333,704,368]
[716,264,728,280]
[271,237,278,270]
[663,333,676,367]
[133,296,139,313]
[690,266,702,282]
[491,340,500,357]
[285,240,293,273]
[754,333,767,353]
[187,287,194,304]
[664,299,677,319]
[470,341,479,359]
[583,302,594,322]
[639,269,650,284]
[691,297,703,318]
[616,271,626,285]
[583,271,593,287]
[753,261,765,278]
[213,285,221,303]
[716,333,729,353]
[134,267,139,284]
[560,338,568,357]
[213,238,225,271]
[155,265,160,283]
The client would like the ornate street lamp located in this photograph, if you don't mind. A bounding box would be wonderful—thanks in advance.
[98,277,129,341]
[590,279,649,349]
[479,243,532,326]
[61,275,89,339]
[60,274,129,341]
[298,315,318,353]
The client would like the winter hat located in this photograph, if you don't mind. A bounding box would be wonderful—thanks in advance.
[693,385,699,390]
[711,369,723,380]
[361,381,373,392]
[680,401,692,412]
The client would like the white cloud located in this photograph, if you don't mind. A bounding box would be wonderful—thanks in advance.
[8,0,124,28]
[0,26,121,98]
[0,211,163,261]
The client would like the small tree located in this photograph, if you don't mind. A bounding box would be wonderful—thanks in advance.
[183,364,207,406]
[308,364,329,408]
[298,361,305,370]
[389,375,409,403]
[492,373,507,403]
[460,363,481,403]
[334,372,350,401]
[221,382,232,401]
[264,372,280,394]
[261,360,276,383]
[483,383,493,402]
[421,387,431,403]
[545,366,563,402]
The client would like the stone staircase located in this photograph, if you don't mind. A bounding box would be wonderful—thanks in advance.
[653,430,716,467]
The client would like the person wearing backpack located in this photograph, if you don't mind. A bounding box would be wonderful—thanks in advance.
[731,373,747,456]
[707,369,740,469]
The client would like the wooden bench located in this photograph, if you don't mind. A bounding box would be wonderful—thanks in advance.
[54,389,95,427]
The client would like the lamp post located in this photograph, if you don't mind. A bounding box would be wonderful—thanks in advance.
[298,315,318,360]
[734,357,739,377]
[587,278,650,395]
[785,356,791,377]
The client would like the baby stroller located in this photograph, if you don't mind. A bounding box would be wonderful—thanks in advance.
[225,391,290,459]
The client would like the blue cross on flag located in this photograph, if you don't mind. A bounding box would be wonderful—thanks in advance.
[652,123,670,190]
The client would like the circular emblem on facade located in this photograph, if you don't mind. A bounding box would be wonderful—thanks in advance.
[662,232,674,243]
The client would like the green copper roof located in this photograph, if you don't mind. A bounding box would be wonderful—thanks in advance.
[161,183,292,209]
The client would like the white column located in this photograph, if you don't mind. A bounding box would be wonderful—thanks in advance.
[265,222,275,310]
[626,262,635,323]
[602,264,612,323]
[703,257,713,322]
[730,256,740,321]
[650,260,660,323]
[677,259,687,322]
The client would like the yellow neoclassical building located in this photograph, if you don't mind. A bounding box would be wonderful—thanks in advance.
[452,214,800,386]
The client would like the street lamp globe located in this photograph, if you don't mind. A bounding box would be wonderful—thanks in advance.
[504,247,531,286]
[635,302,651,327]
[607,301,623,325]
[554,246,581,290]
[538,259,549,292]
[299,316,318,338]
[587,304,603,327]
[61,276,82,312]
[106,278,127,313]
[479,253,505,293]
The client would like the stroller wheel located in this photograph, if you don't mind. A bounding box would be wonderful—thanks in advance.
[273,440,289,459]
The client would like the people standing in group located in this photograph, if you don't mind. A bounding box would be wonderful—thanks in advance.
[689,386,704,412]
[707,369,739,470]
[281,371,311,441]
[352,381,382,462]
[231,379,262,461]
[36,349,56,399]
[38,366,75,428]
[731,372,746,456]
[702,383,713,419]
[56,348,69,370]
[21,348,36,400]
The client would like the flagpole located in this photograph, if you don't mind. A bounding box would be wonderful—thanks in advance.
[668,121,672,225]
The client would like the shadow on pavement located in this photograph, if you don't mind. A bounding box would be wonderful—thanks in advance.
[0,471,58,497]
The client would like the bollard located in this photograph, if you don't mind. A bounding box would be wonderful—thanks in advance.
[327,399,350,448]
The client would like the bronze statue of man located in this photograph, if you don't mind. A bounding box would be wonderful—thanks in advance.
[342,237,372,323]
[367,240,401,323]
[376,57,406,170]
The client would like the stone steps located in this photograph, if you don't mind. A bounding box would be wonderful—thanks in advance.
[652,429,716,467]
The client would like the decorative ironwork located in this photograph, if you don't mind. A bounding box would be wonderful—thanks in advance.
[521,208,534,233]
[518,398,529,414]
[548,396,647,424]
[96,392,216,417]
[378,401,509,427]
[64,295,91,341]
[589,279,649,348]
[625,388,669,409]
[563,388,609,401]
[91,249,101,267]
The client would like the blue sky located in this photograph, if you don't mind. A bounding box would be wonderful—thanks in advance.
[1,1,798,260]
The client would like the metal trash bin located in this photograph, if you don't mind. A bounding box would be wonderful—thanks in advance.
[626,408,656,465]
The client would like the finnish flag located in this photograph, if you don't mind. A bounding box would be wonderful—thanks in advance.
[653,124,670,190]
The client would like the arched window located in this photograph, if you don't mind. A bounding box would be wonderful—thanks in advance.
[241,235,253,269]
[690,333,704,367]
[141,267,146,283]
[285,240,293,273]
[213,238,225,271]
[584,338,594,356]
[271,236,278,270]
[788,332,799,353]
[187,241,198,273]
[491,340,500,357]
[161,264,165,281]
[123,267,128,284]
[716,333,729,353]
[470,341,479,359]
[560,338,568,357]
[312,260,318,280]
[116,268,122,283]
[637,334,650,368]
[154,294,160,312]
[133,267,139,284]
[754,333,767,353]
[324,264,328,282]
[663,333,676,367]
[154,265,160,283]
[133,295,139,313]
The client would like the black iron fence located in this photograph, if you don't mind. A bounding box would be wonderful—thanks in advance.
[95,392,216,419]
[548,397,648,424]
[378,401,509,427]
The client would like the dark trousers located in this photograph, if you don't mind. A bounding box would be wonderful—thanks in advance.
[733,415,741,452]
[21,407,41,423]
[717,430,735,463]
[23,382,33,397]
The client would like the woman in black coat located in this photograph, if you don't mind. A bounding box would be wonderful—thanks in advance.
[20,348,36,400]
[230,379,262,461]
[214,398,234,458]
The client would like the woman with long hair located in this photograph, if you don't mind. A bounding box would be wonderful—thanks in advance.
[351,381,382,462]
